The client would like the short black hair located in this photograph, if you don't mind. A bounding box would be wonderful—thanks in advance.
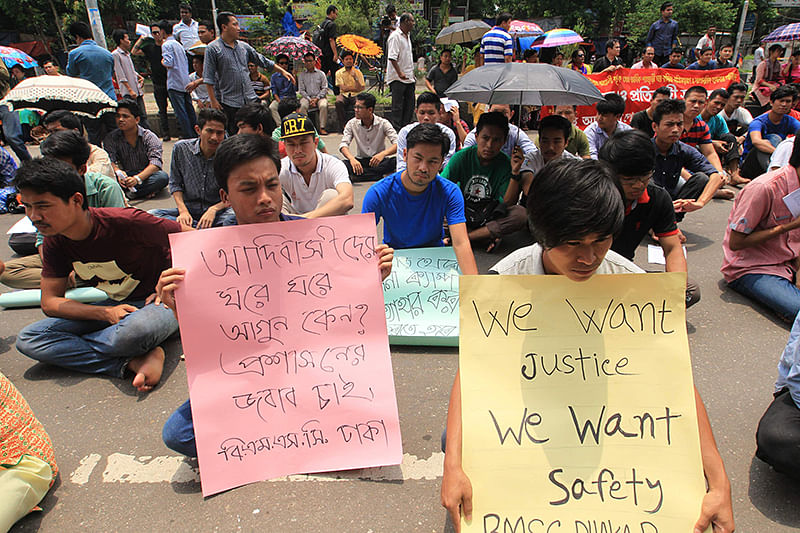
[416,91,441,110]
[116,98,141,118]
[598,129,656,178]
[527,159,624,248]
[197,108,227,130]
[653,98,686,124]
[179,3,192,13]
[476,111,509,139]
[709,88,729,101]
[40,130,92,169]
[698,46,713,56]
[605,38,620,51]
[524,49,538,60]
[769,44,785,55]
[356,92,376,110]
[217,11,236,30]
[234,102,272,131]
[42,58,56,67]
[406,123,450,158]
[653,86,672,98]
[303,51,315,60]
[14,157,88,209]
[199,19,214,31]
[789,132,800,167]
[386,4,396,15]
[660,2,673,11]
[157,19,173,35]
[214,134,281,192]
[112,29,129,46]
[720,43,733,50]
[327,5,338,15]
[278,97,301,119]
[42,110,82,132]
[340,50,354,60]
[670,47,683,56]
[684,85,707,99]
[68,21,93,40]
[727,82,747,94]
[772,84,796,102]
[538,115,571,141]
[275,53,290,64]
[496,12,513,25]
[596,93,626,116]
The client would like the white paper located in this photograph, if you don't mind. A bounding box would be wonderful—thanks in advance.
[647,243,687,265]
[135,24,152,38]
[783,188,800,218]
[6,216,35,235]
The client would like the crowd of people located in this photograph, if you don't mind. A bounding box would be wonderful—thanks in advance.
[3,2,800,531]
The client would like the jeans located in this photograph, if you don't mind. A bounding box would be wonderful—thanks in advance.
[148,206,237,227]
[167,89,197,139]
[389,80,415,131]
[756,388,800,479]
[221,103,241,136]
[728,273,800,323]
[163,399,197,457]
[153,83,171,138]
[126,170,169,199]
[0,105,31,162]
[16,300,179,378]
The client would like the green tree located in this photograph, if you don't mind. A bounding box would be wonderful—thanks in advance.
[626,0,737,42]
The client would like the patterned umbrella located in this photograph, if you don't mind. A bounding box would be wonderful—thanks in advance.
[264,36,321,61]
[530,28,584,48]
[0,46,38,69]
[762,23,800,43]
[508,20,544,37]
[0,75,117,117]
[337,34,383,58]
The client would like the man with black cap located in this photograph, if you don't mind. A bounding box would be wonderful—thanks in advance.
[278,112,354,218]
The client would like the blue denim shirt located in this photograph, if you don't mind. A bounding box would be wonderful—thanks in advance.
[66,40,115,99]
[646,19,679,56]
[271,72,296,99]
[652,138,716,195]
[777,313,800,405]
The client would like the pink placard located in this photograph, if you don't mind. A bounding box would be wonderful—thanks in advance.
[169,214,402,496]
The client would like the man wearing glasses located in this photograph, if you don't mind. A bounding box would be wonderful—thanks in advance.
[269,54,298,127]
[599,129,700,307]
[298,52,329,134]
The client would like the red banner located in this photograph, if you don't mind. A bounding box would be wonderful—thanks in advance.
[567,68,740,130]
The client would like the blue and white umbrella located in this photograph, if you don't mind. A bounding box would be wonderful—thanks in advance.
[0,46,38,69]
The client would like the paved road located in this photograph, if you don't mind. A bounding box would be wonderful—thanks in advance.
[3,138,800,532]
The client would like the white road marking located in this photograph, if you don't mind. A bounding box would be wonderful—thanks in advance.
[71,451,443,485]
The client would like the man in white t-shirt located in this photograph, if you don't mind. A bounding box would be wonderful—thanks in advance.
[278,113,354,218]
[769,136,795,171]
[386,13,416,131]
[720,82,753,136]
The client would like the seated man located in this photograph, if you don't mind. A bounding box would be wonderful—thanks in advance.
[13,158,182,392]
[701,88,747,185]
[630,86,671,139]
[0,131,126,290]
[156,134,394,457]
[340,92,398,181]
[268,54,297,128]
[0,145,16,187]
[463,103,537,159]
[362,123,477,274]
[552,105,591,159]
[42,110,114,178]
[720,82,753,137]
[599,129,700,307]
[686,46,717,70]
[103,98,169,200]
[298,51,329,134]
[722,135,800,322]
[740,85,800,180]
[335,51,366,133]
[441,111,527,250]
[438,101,469,151]
[661,46,686,69]
[396,92,457,172]
[279,112,354,218]
[756,313,800,479]
[651,98,725,220]
[149,109,235,228]
[235,99,328,157]
[441,158,734,533]
[585,93,632,159]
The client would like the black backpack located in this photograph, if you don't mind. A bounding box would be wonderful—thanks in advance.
[312,19,329,50]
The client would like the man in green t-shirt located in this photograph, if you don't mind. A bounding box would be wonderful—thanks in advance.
[441,111,526,251]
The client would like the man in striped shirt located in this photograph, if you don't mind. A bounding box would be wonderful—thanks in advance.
[480,13,513,64]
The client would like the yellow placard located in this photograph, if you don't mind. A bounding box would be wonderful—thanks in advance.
[459,273,706,533]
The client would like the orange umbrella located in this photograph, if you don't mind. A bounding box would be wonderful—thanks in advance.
[336,34,383,58]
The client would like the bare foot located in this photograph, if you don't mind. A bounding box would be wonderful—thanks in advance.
[730,174,750,186]
[128,346,165,392]
[713,188,735,200]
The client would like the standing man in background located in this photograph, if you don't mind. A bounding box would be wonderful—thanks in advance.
[386,13,416,131]
[646,2,679,66]
[133,23,172,141]
[159,20,197,139]
[479,13,513,64]
[173,3,200,50]
[111,29,150,130]
[0,59,31,162]
[320,6,340,82]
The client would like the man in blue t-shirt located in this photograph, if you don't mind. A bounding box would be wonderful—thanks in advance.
[741,85,800,180]
[362,123,478,275]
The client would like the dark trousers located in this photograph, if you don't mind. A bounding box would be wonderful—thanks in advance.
[669,172,709,222]
[756,388,800,479]
[83,113,118,146]
[389,80,416,131]
[343,156,396,182]
[335,94,356,133]
[126,170,169,199]
[131,95,151,131]
[654,54,669,67]
[717,133,740,166]
[152,83,171,139]
[740,133,782,179]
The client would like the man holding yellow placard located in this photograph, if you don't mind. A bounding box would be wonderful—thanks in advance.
[441,159,734,533]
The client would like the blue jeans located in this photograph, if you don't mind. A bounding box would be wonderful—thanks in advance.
[16,300,179,377]
[127,170,169,199]
[728,273,800,323]
[163,399,197,457]
[148,206,237,227]
[0,105,31,161]
[167,89,197,139]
